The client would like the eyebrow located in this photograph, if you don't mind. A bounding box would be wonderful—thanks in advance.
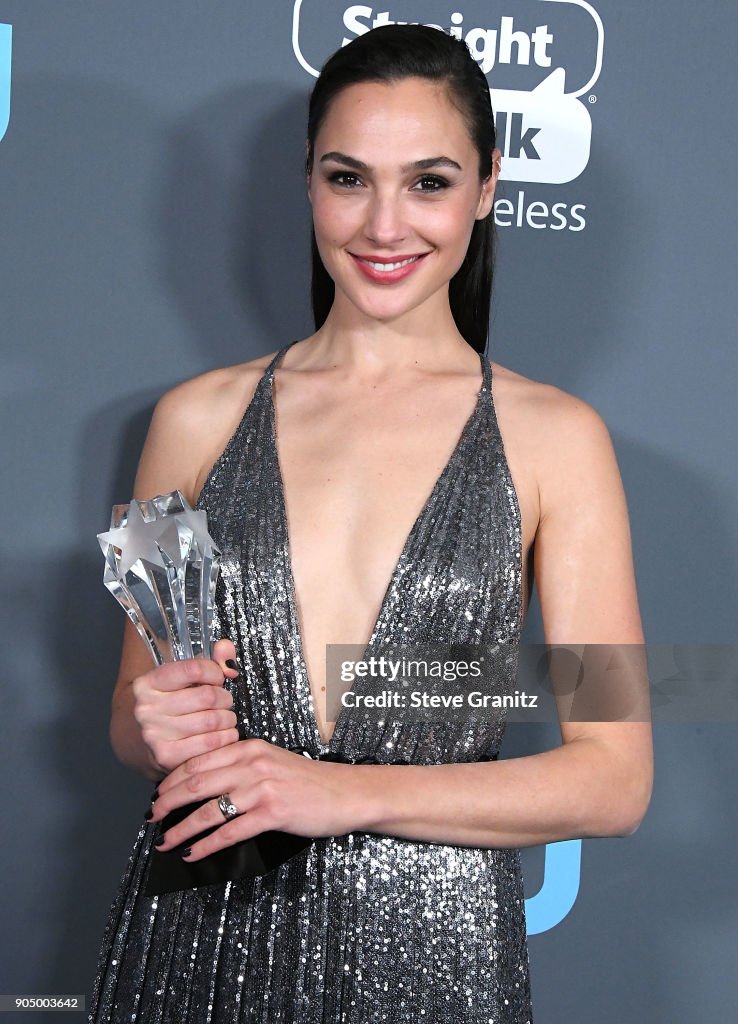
[318,151,463,173]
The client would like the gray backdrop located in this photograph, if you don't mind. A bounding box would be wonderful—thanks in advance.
[1,2,736,1021]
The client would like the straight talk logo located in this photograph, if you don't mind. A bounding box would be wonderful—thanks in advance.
[292,1,605,231]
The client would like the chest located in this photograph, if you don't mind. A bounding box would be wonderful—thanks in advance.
[274,385,534,630]
[275,385,481,612]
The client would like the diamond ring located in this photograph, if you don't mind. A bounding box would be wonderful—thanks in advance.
[217,793,240,821]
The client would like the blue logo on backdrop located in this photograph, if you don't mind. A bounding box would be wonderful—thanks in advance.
[525,839,582,935]
[0,24,11,143]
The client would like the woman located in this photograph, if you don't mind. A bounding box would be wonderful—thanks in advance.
[89,23,653,1023]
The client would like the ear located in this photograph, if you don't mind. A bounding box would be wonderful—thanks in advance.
[475,147,502,220]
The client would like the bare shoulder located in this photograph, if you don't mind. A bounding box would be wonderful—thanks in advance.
[133,348,282,506]
[490,358,613,448]
[154,350,275,430]
[488,359,619,525]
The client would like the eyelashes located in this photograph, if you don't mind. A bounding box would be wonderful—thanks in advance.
[325,171,451,193]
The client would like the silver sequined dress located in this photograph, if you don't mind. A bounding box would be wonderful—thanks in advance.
[88,339,533,1023]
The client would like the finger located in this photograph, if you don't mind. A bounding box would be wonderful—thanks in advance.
[178,808,275,862]
[211,638,240,679]
[160,707,239,743]
[140,657,226,693]
[151,772,260,850]
[160,726,241,773]
[156,682,235,722]
[157,736,263,799]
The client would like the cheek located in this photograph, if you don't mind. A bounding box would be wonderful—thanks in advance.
[427,200,477,246]
[311,193,358,239]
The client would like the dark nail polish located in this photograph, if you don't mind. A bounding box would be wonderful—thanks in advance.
[181,847,192,858]
[144,808,153,820]
[154,835,166,847]
[151,789,159,802]
[225,658,243,674]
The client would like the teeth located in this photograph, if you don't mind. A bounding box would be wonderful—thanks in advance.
[361,256,422,272]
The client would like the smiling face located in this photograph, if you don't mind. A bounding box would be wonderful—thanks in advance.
[307,76,499,329]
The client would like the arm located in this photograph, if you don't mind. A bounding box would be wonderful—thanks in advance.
[348,395,654,848]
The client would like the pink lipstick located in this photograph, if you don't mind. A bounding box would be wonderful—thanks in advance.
[349,252,430,284]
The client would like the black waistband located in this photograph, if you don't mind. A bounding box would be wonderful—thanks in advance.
[236,728,499,765]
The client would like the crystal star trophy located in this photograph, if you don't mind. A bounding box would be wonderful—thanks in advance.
[98,490,312,896]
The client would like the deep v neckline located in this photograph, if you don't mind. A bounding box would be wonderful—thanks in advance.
[268,341,489,750]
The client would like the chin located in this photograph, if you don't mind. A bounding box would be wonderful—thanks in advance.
[339,272,444,305]
[341,291,430,320]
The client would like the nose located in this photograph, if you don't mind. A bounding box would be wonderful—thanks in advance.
[363,189,408,246]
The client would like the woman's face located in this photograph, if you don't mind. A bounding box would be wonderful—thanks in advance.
[307,76,499,325]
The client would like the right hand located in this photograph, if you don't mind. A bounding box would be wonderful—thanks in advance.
[131,637,241,778]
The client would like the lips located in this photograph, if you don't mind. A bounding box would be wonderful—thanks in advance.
[352,253,428,265]
[349,251,430,283]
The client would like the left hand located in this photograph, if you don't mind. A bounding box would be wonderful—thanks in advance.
[147,738,364,861]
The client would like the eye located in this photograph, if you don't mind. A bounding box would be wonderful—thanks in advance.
[327,171,362,189]
[413,175,450,193]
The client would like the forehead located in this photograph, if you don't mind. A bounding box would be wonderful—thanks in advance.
[316,77,472,154]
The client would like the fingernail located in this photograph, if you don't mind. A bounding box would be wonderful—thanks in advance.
[144,808,153,821]
[181,847,192,858]
[225,658,243,674]
[151,789,159,802]
[154,835,166,847]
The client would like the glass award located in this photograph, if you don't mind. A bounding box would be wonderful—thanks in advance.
[98,489,311,895]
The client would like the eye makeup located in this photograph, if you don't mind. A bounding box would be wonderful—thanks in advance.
[325,171,452,193]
